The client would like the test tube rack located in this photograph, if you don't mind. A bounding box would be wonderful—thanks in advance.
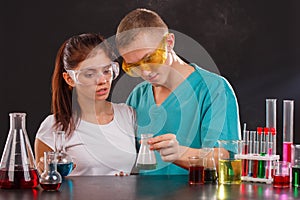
[235,154,280,184]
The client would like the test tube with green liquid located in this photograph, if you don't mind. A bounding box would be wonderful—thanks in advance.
[256,127,266,178]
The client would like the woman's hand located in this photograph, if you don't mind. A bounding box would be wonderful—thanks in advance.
[37,157,45,174]
[148,134,181,162]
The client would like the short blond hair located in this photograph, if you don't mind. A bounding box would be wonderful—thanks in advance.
[116,8,168,49]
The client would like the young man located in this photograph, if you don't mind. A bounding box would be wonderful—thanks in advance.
[116,8,241,175]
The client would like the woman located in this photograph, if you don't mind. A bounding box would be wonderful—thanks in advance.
[34,33,137,176]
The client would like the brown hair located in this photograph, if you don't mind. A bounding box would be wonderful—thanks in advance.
[116,8,168,49]
[51,33,115,136]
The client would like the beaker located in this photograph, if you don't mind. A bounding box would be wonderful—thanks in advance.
[0,113,39,189]
[188,156,204,185]
[273,161,291,188]
[136,134,157,170]
[40,151,62,191]
[54,131,73,177]
[217,140,242,184]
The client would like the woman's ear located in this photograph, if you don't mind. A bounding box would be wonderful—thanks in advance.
[166,33,175,51]
[63,72,75,87]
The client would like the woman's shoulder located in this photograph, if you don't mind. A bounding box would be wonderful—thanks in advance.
[36,114,55,134]
[40,114,55,127]
[112,103,134,114]
[111,103,136,132]
[35,114,56,144]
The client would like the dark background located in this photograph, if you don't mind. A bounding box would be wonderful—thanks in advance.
[0,0,299,159]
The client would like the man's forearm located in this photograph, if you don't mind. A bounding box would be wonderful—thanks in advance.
[173,146,223,170]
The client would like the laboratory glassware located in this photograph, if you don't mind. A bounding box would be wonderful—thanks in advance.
[266,99,277,155]
[39,151,62,191]
[203,148,217,184]
[188,156,204,185]
[136,134,157,170]
[292,144,300,187]
[0,113,39,189]
[283,100,294,163]
[218,140,242,184]
[54,131,73,177]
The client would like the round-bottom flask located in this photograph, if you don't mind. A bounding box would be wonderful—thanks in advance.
[54,131,73,177]
[40,151,62,191]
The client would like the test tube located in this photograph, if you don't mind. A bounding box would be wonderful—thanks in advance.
[270,128,276,155]
[242,126,249,177]
[264,128,272,155]
[252,132,259,178]
[266,99,277,155]
[264,127,272,178]
[257,127,266,178]
[248,131,254,177]
[283,100,294,163]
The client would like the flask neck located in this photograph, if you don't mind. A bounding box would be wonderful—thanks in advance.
[44,152,58,172]
[45,162,58,172]
[54,131,66,153]
[140,134,153,146]
[141,138,149,145]
[10,113,26,131]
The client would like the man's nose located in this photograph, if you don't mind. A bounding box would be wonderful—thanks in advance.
[141,69,152,77]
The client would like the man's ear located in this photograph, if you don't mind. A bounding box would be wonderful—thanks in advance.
[63,72,75,87]
[166,33,175,51]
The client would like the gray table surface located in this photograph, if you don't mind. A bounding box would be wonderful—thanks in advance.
[0,175,299,200]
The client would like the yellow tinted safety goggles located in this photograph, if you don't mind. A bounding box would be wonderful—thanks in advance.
[122,35,168,77]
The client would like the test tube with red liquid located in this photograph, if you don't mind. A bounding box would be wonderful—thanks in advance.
[252,132,259,178]
[283,100,294,163]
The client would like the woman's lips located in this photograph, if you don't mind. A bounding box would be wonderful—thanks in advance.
[96,88,108,95]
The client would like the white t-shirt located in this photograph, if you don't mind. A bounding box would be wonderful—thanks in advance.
[35,103,137,176]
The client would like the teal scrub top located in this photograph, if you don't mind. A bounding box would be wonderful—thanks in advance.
[126,64,241,175]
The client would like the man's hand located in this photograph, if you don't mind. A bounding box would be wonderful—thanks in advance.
[148,134,180,162]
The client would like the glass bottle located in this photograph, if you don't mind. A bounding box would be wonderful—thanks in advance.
[136,134,157,170]
[0,113,39,189]
[54,131,73,177]
[40,151,62,191]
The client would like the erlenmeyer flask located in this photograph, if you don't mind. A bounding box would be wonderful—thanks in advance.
[203,148,218,184]
[54,131,73,177]
[0,113,39,189]
[136,134,157,170]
